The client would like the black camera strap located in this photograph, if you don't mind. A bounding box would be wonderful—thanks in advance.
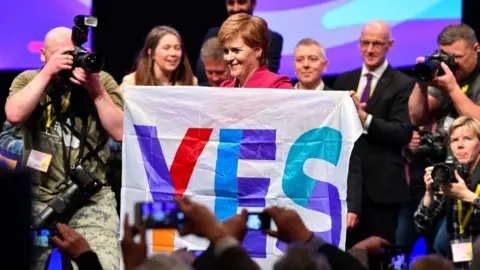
[60,118,108,168]
[48,89,73,180]
[469,162,480,192]
[75,117,90,167]
[48,96,108,188]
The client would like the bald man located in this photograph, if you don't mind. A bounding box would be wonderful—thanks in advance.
[5,27,123,269]
[332,20,415,254]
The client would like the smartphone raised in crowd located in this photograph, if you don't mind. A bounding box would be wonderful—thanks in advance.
[32,228,58,248]
[135,201,185,229]
[246,211,271,230]
[384,246,408,270]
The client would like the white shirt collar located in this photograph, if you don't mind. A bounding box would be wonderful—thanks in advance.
[294,80,325,91]
[361,60,389,79]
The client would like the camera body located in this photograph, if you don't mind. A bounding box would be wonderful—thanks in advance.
[405,132,446,165]
[32,164,103,228]
[63,15,104,77]
[432,161,469,185]
[413,50,456,82]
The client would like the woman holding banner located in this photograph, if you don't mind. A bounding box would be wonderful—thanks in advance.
[119,25,197,95]
[218,13,293,89]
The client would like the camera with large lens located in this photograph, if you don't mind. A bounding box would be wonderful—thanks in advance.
[63,15,104,77]
[431,161,469,185]
[32,165,103,228]
[405,132,446,165]
[413,50,456,82]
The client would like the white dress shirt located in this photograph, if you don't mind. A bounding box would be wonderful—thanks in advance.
[294,80,325,91]
[357,60,389,134]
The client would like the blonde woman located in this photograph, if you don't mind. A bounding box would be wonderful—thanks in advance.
[414,116,480,269]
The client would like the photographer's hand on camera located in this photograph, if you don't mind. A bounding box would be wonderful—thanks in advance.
[431,62,461,94]
[70,67,104,98]
[440,170,478,203]
[409,57,462,126]
[43,47,75,78]
[66,66,124,141]
[5,47,75,126]
[409,130,421,149]
[414,57,459,93]
[423,166,435,207]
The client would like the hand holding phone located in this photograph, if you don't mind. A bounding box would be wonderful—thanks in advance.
[135,201,185,229]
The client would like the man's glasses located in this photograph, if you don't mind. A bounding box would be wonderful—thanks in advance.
[359,40,387,49]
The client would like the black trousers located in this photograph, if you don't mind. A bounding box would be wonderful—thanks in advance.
[346,194,401,269]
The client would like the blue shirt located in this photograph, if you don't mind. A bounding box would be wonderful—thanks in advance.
[0,121,121,168]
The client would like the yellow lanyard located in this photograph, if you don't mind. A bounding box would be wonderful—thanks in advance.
[356,79,376,97]
[458,184,480,235]
[45,92,71,129]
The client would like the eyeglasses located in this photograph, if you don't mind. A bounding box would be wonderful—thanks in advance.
[359,40,387,49]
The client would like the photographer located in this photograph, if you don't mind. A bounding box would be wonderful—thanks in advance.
[409,24,480,131]
[414,116,480,269]
[4,26,123,269]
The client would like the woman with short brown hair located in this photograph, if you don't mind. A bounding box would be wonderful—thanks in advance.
[218,13,293,89]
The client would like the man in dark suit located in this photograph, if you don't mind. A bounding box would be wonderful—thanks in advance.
[332,20,415,249]
[293,38,331,90]
[196,0,283,85]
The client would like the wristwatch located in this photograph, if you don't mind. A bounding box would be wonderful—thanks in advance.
[473,196,480,208]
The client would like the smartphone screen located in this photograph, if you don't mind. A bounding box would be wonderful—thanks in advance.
[135,201,185,229]
[246,212,271,230]
[383,246,408,270]
[388,254,408,270]
[32,228,58,248]
[191,250,204,257]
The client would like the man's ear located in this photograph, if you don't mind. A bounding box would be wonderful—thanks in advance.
[40,48,46,63]
[387,39,395,52]
[473,42,479,55]
[322,59,329,74]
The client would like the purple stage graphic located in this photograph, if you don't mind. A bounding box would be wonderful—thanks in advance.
[255,0,462,77]
[1,0,462,79]
[1,0,91,70]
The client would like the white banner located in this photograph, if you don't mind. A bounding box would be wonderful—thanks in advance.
[121,85,362,269]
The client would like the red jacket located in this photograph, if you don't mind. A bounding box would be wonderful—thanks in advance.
[221,66,294,89]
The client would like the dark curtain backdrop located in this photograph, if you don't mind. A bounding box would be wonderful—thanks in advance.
[0,0,479,128]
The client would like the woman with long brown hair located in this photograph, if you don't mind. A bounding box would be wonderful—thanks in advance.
[119,25,197,93]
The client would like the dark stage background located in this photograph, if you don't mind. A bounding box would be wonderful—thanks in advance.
[0,0,479,128]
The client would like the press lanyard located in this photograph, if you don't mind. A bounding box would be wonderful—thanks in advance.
[458,184,480,235]
[45,92,71,129]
